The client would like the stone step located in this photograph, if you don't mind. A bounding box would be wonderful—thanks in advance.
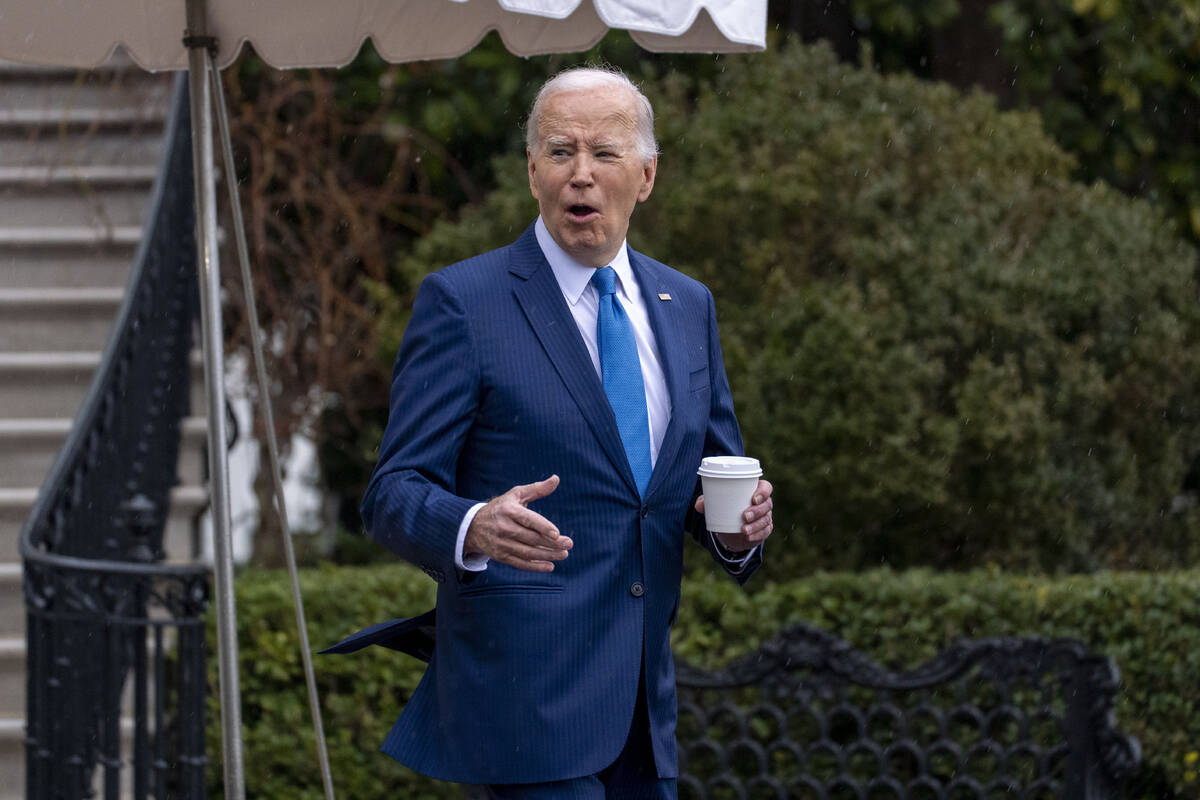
[0,485,209,565]
[0,245,134,289]
[0,164,158,186]
[0,417,208,490]
[0,351,205,419]
[0,288,123,303]
[0,639,23,720]
[0,288,122,352]
[0,106,166,130]
[0,78,171,128]
[0,184,153,230]
[0,715,20,800]
[0,225,142,247]
[0,566,20,639]
[0,85,170,120]
[0,352,99,418]
[0,130,164,169]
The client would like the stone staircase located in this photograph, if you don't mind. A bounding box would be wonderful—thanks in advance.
[0,55,209,796]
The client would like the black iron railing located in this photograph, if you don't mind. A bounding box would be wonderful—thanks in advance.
[675,623,1141,800]
[21,75,209,799]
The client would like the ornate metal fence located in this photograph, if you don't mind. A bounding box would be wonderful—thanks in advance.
[455,624,1142,799]
[675,623,1141,800]
[21,75,210,799]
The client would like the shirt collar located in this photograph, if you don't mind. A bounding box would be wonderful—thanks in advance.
[535,216,634,305]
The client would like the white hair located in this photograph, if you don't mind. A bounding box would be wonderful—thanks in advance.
[525,67,658,163]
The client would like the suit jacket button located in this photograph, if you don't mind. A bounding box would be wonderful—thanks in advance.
[640,506,649,519]
[630,582,645,597]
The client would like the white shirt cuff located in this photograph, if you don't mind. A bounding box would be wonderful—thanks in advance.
[455,502,489,571]
[708,530,758,569]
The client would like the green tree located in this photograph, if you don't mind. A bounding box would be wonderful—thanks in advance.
[989,0,1200,239]
[772,0,1200,241]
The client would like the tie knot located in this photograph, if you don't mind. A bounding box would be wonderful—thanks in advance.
[591,266,617,297]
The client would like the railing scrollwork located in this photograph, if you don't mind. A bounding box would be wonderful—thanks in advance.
[675,623,1141,800]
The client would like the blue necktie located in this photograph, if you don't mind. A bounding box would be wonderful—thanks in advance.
[592,266,652,496]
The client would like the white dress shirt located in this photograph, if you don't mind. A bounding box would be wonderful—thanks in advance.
[534,217,672,462]
[453,218,754,570]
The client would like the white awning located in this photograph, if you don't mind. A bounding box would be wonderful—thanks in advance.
[0,0,765,72]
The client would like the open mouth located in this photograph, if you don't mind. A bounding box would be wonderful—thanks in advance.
[567,204,598,220]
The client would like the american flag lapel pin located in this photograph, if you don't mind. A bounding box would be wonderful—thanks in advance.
[658,292,672,301]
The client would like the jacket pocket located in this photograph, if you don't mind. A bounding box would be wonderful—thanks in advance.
[458,584,565,599]
[689,365,709,393]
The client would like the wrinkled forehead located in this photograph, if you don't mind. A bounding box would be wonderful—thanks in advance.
[536,87,639,142]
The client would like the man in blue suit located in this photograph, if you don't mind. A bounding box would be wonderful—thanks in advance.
[357,67,774,798]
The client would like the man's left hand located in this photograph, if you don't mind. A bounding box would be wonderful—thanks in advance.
[694,479,774,552]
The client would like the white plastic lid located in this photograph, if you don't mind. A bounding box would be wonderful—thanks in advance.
[697,456,762,478]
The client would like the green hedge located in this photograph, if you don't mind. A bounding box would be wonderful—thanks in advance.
[375,41,1200,575]
[209,564,1200,798]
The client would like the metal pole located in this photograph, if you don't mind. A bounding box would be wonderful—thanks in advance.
[184,1,246,797]
[208,53,338,800]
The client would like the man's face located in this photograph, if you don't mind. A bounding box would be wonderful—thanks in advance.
[528,86,657,268]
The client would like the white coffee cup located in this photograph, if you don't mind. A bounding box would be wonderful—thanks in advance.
[697,456,763,533]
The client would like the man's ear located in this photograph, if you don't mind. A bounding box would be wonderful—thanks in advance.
[527,147,539,201]
[637,155,658,203]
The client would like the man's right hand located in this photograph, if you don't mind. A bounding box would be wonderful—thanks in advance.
[464,475,571,572]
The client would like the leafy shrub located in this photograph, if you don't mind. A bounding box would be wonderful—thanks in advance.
[210,564,1200,798]
[376,42,1200,574]
[206,566,450,799]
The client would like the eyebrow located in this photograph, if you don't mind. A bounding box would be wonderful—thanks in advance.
[541,135,627,153]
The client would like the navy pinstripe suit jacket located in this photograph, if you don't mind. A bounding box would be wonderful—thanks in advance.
[358,224,760,784]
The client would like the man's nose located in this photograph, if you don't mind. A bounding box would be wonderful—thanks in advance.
[568,155,594,186]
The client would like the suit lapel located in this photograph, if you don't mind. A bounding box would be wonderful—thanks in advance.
[630,251,689,502]
[509,229,640,496]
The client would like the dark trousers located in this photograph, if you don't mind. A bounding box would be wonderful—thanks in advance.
[483,670,677,800]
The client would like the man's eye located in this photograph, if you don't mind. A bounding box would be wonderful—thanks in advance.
[550,148,569,157]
